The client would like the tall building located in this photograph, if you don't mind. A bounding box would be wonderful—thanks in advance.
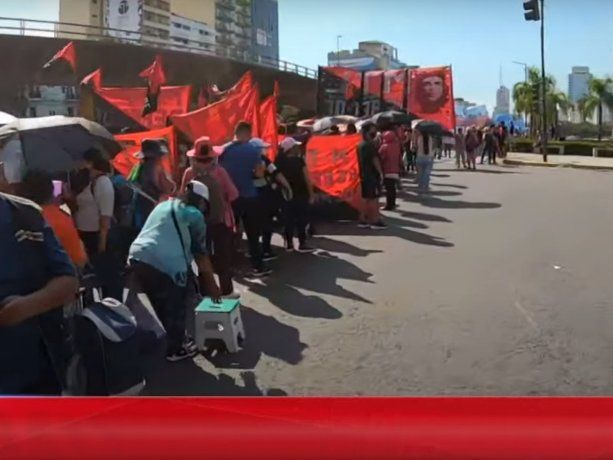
[24,85,79,118]
[568,66,591,104]
[57,0,279,66]
[250,0,279,63]
[170,13,216,52]
[493,85,510,116]
[327,41,410,71]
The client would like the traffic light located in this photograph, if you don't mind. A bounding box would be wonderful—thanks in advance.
[523,0,541,21]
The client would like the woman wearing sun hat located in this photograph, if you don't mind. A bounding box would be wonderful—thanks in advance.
[180,136,239,298]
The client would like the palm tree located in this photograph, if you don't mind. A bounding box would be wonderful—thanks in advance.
[578,77,613,141]
[548,91,571,138]
[512,67,557,138]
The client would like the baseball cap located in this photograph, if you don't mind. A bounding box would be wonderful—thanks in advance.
[188,180,209,202]
[279,137,302,152]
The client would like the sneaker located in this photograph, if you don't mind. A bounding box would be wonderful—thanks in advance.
[370,221,387,230]
[262,251,278,262]
[297,244,316,253]
[166,346,198,362]
[251,267,272,278]
[358,221,370,228]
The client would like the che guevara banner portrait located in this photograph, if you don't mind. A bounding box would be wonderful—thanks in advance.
[305,134,363,210]
[408,66,456,131]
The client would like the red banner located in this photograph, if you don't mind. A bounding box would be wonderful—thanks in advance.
[259,94,278,160]
[2,398,613,459]
[170,85,257,144]
[96,86,191,130]
[112,126,177,179]
[409,66,456,130]
[383,69,407,109]
[306,134,363,210]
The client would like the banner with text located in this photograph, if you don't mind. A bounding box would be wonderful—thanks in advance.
[305,134,363,210]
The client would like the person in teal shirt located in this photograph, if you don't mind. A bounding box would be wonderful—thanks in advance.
[128,180,221,362]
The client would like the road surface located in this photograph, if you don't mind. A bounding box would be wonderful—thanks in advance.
[147,160,613,396]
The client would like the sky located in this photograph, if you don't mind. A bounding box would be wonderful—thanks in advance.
[1,0,612,112]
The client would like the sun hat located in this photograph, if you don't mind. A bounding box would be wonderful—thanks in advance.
[279,137,302,152]
[187,136,220,158]
[134,138,168,159]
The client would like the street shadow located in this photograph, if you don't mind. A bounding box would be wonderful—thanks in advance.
[436,167,520,174]
[241,250,374,309]
[145,363,288,396]
[430,182,468,189]
[320,219,454,248]
[203,305,308,370]
[314,236,384,257]
[415,195,502,210]
[396,209,452,223]
[430,173,451,178]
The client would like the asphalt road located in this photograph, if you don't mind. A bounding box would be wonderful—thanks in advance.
[147,159,613,396]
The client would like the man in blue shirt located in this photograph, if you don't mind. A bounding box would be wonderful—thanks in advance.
[128,180,221,362]
[0,191,78,394]
[219,121,270,277]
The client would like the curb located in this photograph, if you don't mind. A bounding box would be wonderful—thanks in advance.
[503,159,613,171]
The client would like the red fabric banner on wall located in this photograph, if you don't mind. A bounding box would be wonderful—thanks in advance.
[96,86,191,130]
[383,69,407,109]
[408,66,456,130]
[306,134,363,210]
[171,85,257,144]
[112,126,177,178]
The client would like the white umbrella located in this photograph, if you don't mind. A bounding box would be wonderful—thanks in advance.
[0,111,17,126]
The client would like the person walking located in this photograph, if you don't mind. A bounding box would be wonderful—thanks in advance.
[414,128,435,193]
[128,180,221,362]
[357,122,386,229]
[403,127,417,173]
[481,125,498,165]
[465,127,479,170]
[275,137,316,252]
[454,128,467,169]
[379,126,402,210]
[180,136,239,298]
[219,121,270,277]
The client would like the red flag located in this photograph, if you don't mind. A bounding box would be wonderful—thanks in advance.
[227,70,253,97]
[139,55,167,93]
[81,68,102,89]
[305,134,363,210]
[43,41,76,72]
[96,85,191,130]
[259,93,278,160]
[197,85,208,108]
[273,81,280,98]
[243,83,260,137]
[171,91,249,144]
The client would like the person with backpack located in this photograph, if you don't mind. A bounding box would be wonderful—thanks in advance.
[180,136,239,298]
[63,148,121,299]
[129,139,176,231]
[465,127,479,170]
[0,191,78,394]
[128,180,221,362]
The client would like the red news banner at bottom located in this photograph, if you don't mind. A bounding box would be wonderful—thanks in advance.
[1,398,613,459]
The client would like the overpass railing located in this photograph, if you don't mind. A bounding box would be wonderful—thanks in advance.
[0,16,317,79]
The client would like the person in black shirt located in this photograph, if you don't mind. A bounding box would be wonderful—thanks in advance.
[357,122,385,229]
[275,137,316,253]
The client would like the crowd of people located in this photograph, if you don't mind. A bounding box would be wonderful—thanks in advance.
[0,119,323,392]
[0,112,511,394]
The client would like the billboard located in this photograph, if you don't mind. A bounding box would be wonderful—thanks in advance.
[105,0,143,41]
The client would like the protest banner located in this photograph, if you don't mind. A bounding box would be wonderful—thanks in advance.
[305,134,363,211]
[408,66,456,130]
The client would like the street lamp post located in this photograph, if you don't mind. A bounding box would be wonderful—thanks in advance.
[336,35,342,66]
[512,60,530,129]
[539,0,547,162]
